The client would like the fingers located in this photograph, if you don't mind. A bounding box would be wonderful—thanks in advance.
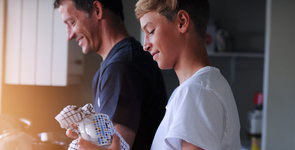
[110,134,121,150]
[66,123,79,139]
[72,123,78,129]
[77,134,121,150]
[78,136,103,150]
[66,128,79,139]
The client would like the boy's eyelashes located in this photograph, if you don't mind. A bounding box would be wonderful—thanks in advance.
[149,29,155,35]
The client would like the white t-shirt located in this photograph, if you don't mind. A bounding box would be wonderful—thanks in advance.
[151,66,241,150]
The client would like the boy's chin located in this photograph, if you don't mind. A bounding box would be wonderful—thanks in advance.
[158,63,173,70]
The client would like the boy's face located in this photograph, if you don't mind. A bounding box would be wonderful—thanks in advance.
[140,12,181,70]
[59,0,100,54]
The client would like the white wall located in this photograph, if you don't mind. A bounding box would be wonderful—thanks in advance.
[262,0,295,149]
[122,0,141,41]
[0,0,4,114]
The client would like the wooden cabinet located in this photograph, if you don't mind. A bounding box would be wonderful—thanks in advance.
[5,0,83,86]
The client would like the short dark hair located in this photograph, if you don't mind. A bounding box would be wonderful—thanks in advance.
[135,0,210,39]
[54,0,124,21]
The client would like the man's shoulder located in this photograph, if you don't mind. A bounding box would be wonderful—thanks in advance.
[110,37,156,67]
[109,37,143,61]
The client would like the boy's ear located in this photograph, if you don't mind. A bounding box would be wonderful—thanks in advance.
[177,10,189,33]
[93,1,103,19]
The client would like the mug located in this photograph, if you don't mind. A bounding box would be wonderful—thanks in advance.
[78,113,114,147]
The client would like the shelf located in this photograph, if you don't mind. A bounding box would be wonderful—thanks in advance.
[208,52,264,58]
[207,52,264,84]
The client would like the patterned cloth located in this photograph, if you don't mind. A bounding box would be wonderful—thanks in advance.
[55,103,130,150]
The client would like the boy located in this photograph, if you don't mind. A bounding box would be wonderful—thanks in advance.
[135,0,241,149]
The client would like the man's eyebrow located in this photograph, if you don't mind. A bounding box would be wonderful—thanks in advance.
[63,17,72,24]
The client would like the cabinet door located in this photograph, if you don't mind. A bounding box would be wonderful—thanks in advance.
[5,0,82,86]
[5,0,83,86]
[20,0,38,85]
[5,0,22,84]
[36,0,54,85]
[52,9,68,86]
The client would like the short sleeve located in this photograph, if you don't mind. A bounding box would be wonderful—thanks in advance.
[98,62,148,133]
[165,84,225,150]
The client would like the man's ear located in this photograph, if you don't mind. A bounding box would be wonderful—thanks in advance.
[177,10,189,33]
[93,1,103,19]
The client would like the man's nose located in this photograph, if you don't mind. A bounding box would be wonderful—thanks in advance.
[67,26,74,41]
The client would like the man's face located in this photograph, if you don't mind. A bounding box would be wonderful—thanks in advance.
[140,11,180,70]
[59,0,100,54]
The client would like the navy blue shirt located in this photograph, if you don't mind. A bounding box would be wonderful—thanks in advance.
[92,37,167,150]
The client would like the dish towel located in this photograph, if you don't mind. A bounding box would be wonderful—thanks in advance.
[55,103,130,150]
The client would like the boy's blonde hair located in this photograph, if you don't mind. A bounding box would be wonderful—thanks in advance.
[135,0,210,39]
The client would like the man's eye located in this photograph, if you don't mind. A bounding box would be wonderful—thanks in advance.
[70,21,75,26]
[149,29,155,35]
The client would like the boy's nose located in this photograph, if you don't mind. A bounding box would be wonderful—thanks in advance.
[143,43,151,51]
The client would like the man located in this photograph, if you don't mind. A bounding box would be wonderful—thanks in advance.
[53,0,168,149]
